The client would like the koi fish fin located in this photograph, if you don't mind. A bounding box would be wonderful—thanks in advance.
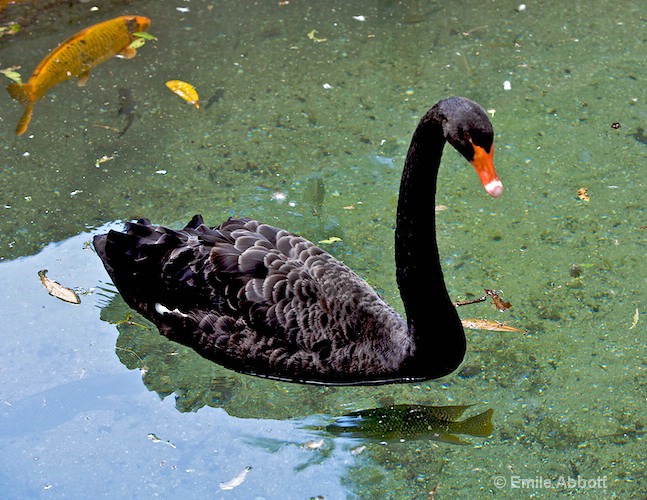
[453,408,494,437]
[118,46,137,59]
[77,72,90,87]
[7,82,32,105]
[7,83,35,135]
[15,100,35,136]
[434,433,471,445]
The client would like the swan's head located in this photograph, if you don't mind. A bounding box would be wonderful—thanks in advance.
[438,97,503,198]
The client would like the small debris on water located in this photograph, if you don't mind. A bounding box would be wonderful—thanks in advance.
[219,466,252,490]
[38,269,80,304]
[318,236,341,244]
[629,308,639,330]
[147,433,176,448]
[484,288,512,311]
[461,318,524,332]
[302,438,325,449]
[307,29,327,43]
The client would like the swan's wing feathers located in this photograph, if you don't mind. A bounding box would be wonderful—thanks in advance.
[95,215,408,383]
[174,220,368,377]
[99,215,328,333]
[156,306,328,381]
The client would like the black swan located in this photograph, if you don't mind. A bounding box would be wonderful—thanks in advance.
[94,96,503,385]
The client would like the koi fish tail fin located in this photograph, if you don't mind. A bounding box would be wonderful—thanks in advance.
[7,82,32,104]
[7,83,35,136]
[14,101,35,136]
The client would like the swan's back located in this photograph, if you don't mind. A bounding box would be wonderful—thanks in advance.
[94,215,411,384]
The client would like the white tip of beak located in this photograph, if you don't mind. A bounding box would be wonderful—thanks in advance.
[484,179,503,198]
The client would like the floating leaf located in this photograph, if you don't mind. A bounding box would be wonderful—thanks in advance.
[219,467,252,491]
[301,439,325,449]
[484,288,512,312]
[629,308,639,330]
[128,31,157,49]
[0,22,21,37]
[38,269,80,304]
[318,236,342,244]
[128,37,147,50]
[94,155,115,168]
[577,187,590,202]
[461,318,523,332]
[307,29,327,42]
[147,433,176,448]
[0,66,22,84]
[166,80,200,109]
[133,31,157,40]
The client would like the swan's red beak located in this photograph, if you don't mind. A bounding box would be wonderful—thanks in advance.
[471,143,503,198]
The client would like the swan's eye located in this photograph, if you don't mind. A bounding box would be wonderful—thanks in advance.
[463,131,473,143]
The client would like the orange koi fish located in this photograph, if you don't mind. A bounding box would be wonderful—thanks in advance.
[6,15,151,135]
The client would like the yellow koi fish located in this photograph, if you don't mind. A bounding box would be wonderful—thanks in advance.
[6,15,151,135]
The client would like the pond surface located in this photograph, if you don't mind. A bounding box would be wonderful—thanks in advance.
[0,0,645,498]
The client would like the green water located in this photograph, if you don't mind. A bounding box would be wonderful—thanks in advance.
[1,0,644,497]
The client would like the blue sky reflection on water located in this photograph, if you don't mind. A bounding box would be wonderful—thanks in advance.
[0,228,351,498]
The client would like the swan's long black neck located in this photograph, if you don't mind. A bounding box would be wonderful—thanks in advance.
[395,108,466,378]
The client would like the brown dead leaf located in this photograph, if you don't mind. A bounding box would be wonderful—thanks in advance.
[461,318,524,332]
[484,288,512,312]
[38,269,80,304]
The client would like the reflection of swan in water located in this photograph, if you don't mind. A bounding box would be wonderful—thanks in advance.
[94,97,503,385]
[108,310,493,445]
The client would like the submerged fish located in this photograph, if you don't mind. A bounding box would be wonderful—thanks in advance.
[204,88,225,110]
[326,404,493,445]
[6,15,151,135]
[632,127,647,145]
[303,176,326,216]
[117,87,137,137]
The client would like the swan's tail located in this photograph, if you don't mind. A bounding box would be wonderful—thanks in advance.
[94,217,202,318]
[93,216,209,319]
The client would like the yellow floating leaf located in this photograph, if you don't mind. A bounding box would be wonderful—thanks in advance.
[318,236,342,244]
[95,155,115,168]
[629,308,639,330]
[166,80,200,109]
[577,187,590,202]
[128,37,147,50]
[128,31,157,49]
[307,29,327,42]
[38,269,80,304]
[461,318,524,332]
